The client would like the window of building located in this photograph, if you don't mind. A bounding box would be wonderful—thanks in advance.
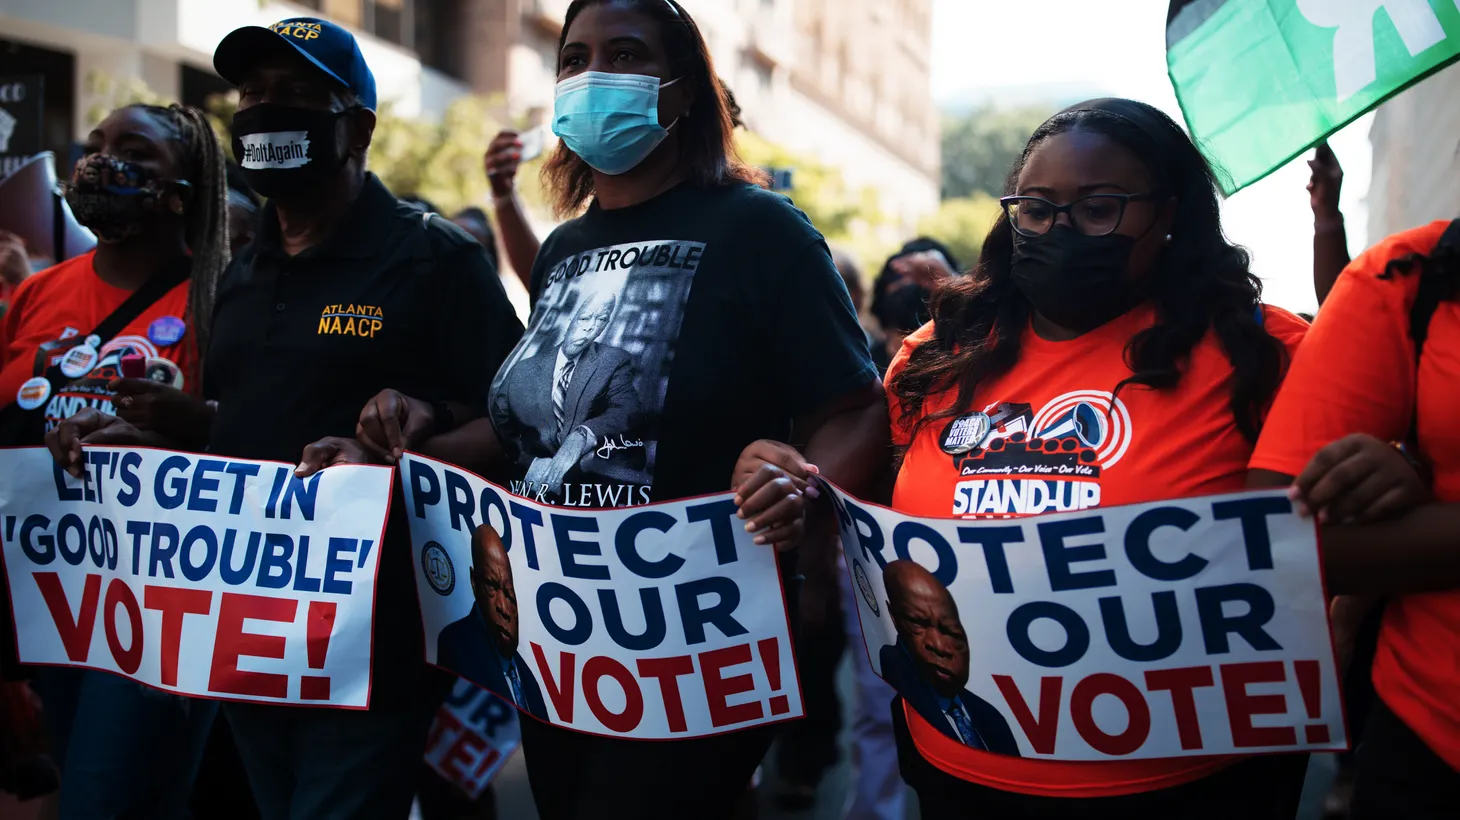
[363,0,412,50]
[415,0,465,79]
[0,38,75,180]
[294,0,323,9]
[753,61,772,95]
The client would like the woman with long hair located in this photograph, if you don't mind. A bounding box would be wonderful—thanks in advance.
[0,102,228,817]
[335,1,885,817]
[883,98,1311,817]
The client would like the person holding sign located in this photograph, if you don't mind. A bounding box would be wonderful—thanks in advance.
[0,102,230,819]
[366,1,885,816]
[883,98,1311,817]
[436,525,549,719]
[46,17,524,819]
[1250,217,1460,818]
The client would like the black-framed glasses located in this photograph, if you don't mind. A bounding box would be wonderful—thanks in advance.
[1000,193,1158,237]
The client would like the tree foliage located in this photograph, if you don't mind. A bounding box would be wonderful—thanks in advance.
[940,105,1051,200]
[734,129,897,275]
[84,71,169,127]
[916,194,1002,271]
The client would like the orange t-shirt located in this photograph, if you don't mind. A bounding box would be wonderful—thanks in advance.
[1251,219,1460,771]
[0,251,198,431]
[886,303,1307,798]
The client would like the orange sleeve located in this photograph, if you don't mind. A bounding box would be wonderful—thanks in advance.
[884,321,936,447]
[1249,223,1445,477]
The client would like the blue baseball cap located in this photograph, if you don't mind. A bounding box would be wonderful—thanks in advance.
[213,17,377,111]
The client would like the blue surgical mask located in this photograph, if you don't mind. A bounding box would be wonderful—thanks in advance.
[552,72,681,175]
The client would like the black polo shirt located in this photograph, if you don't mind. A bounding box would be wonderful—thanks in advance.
[206,173,523,708]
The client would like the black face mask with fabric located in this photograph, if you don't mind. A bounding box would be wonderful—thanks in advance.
[1010,225,1148,333]
[231,103,350,198]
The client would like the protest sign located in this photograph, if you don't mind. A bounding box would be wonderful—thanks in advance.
[828,482,1344,760]
[0,447,391,708]
[401,453,803,739]
[424,677,521,799]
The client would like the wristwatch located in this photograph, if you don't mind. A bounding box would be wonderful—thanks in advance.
[1392,441,1432,487]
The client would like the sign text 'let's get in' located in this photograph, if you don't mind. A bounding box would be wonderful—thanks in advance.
[0,447,390,707]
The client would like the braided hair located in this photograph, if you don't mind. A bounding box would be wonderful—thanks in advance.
[126,103,230,356]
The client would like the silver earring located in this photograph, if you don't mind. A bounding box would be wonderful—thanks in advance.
[1164,233,1173,243]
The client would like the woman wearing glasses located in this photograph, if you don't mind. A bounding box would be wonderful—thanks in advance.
[883,98,1311,817]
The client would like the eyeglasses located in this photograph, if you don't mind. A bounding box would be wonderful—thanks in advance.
[999,193,1158,237]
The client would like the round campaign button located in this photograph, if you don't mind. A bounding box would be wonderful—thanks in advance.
[58,343,99,379]
[940,412,992,455]
[422,542,455,596]
[852,559,880,617]
[143,357,185,390]
[148,315,187,347]
[16,377,51,411]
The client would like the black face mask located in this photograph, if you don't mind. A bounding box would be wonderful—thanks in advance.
[1010,226,1147,333]
[231,103,350,198]
[65,154,183,243]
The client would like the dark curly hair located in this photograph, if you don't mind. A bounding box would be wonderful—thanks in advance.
[890,99,1288,447]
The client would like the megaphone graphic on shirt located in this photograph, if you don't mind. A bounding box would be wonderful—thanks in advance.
[0,152,96,264]
[1038,402,1103,448]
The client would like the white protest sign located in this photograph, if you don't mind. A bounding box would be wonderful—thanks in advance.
[424,677,521,800]
[0,447,391,708]
[401,453,803,739]
[828,483,1344,760]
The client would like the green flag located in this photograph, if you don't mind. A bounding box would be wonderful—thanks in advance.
[1168,0,1460,194]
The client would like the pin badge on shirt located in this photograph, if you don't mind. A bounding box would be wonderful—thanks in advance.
[148,316,187,347]
[143,357,185,390]
[940,412,992,455]
[16,377,51,411]
[58,336,102,379]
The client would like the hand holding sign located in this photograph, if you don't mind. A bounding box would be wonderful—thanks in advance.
[45,409,146,478]
[356,388,436,465]
[732,439,817,551]
[295,437,376,479]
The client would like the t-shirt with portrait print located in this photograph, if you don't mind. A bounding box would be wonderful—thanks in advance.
[885,303,1307,798]
[1251,220,1460,772]
[0,250,197,438]
[487,181,878,510]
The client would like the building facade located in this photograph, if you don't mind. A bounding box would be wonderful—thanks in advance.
[1367,61,1460,242]
[0,0,939,230]
[0,0,469,174]
[460,0,941,231]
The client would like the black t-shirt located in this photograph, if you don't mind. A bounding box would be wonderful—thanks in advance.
[488,181,877,509]
[207,175,524,708]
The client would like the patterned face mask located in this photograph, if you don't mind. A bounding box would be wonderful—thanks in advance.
[64,153,186,243]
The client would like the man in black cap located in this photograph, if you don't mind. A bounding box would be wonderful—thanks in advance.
[40,17,525,818]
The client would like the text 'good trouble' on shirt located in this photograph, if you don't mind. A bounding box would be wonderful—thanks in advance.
[887,303,1307,798]
[488,182,878,511]
[0,250,197,436]
[1251,219,1460,772]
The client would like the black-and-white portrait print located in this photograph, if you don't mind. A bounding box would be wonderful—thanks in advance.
[489,238,705,508]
